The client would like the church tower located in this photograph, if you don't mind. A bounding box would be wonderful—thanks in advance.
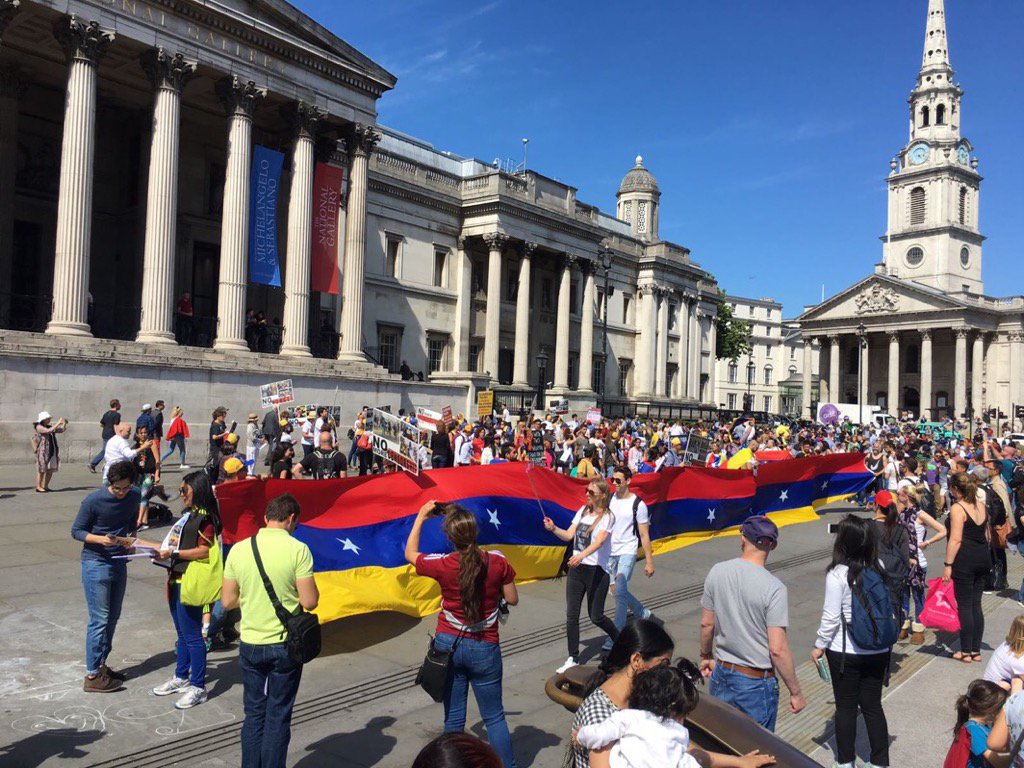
[883,0,984,295]
[617,156,660,242]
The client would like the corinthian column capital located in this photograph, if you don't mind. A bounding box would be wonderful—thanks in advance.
[350,123,382,157]
[140,48,196,93]
[215,76,266,118]
[482,232,509,252]
[281,101,326,141]
[519,241,538,259]
[53,16,114,65]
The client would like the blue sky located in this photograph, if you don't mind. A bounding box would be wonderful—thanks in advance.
[297,0,1024,317]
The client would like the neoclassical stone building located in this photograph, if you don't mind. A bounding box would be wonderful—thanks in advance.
[795,0,1024,424]
[0,0,719,461]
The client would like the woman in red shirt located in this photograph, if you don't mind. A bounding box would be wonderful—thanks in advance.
[405,500,519,768]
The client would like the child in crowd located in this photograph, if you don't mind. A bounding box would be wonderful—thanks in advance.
[984,616,1024,689]
[946,679,1008,768]
[574,660,704,768]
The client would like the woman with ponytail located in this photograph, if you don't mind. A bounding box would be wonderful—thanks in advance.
[945,472,993,663]
[405,500,519,768]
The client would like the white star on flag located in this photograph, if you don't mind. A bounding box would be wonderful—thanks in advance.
[779,489,789,503]
[488,509,501,528]
[707,508,716,523]
[336,537,361,556]
[821,479,830,490]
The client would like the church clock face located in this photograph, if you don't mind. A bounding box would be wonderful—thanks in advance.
[908,143,930,165]
[957,146,969,165]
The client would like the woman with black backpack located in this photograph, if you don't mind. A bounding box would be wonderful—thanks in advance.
[811,515,895,768]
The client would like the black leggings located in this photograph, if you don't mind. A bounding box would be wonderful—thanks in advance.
[825,650,890,766]
[565,564,618,658]
[953,566,988,654]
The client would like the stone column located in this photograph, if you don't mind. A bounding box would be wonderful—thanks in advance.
[689,302,701,400]
[45,17,114,337]
[212,77,265,351]
[954,327,968,419]
[655,288,668,397]
[481,232,508,381]
[920,329,933,419]
[1010,332,1023,426]
[279,102,324,358]
[802,338,813,418]
[0,65,24,327]
[707,311,718,405]
[635,283,657,398]
[675,297,688,399]
[828,335,841,402]
[860,333,871,407]
[452,236,472,371]
[553,253,576,390]
[337,123,380,361]
[578,260,596,393]
[971,331,985,418]
[512,242,536,386]
[887,331,900,413]
[135,49,195,344]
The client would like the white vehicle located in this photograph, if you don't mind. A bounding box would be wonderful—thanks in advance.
[816,402,896,428]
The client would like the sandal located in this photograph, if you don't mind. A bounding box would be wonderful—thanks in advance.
[950,652,973,663]
[970,653,982,663]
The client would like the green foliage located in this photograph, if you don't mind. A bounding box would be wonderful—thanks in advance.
[714,294,752,362]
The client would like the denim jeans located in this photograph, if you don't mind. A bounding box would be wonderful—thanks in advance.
[89,444,106,469]
[81,558,127,674]
[433,633,517,768]
[239,641,303,768]
[601,553,650,650]
[709,662,780,732]
[161,436,186,464]
[168,582,206,688]
[902,582,927,621]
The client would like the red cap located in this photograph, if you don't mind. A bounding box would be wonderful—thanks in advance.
[873,490,894,508]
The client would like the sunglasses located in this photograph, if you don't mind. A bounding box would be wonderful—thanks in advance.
[585,489,601,496]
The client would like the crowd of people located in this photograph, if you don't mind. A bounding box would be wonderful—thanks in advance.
[39,393,1024,766]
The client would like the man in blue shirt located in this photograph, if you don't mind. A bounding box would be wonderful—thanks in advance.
[136,404,157,436]
[71,460,140,693]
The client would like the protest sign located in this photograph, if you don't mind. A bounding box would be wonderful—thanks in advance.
[477,390,494,420]
[681,433,712,466]
[441,405,453,427]
[260,379,294,409]
[369,407,421,474]
[585,408,602,425]
[549,398,569,414]
[415,407,442,432]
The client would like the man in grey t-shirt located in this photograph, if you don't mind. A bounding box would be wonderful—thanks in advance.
[698,515,804,731]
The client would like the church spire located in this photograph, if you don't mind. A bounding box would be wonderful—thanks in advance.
[918,0,953,87]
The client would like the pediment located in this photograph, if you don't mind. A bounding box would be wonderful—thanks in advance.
[798,274,968,323]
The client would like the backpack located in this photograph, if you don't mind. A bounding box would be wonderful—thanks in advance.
[876,524,910,615]
[985,484,1008,527]
[942,725,971,768]
[1010,460,1024,491]
[843,567,899,652]
[630,495,643,542]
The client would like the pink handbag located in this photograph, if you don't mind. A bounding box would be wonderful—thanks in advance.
[919,578,961,633]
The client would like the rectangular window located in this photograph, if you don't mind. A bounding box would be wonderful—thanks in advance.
[427,333,449,373]
[763,395,772,412]
[765,343,773,356]
[618,360,632,396]
[728,365,738,384]
[471,260,483,295]
[668,304,677,330]
[433,250,448,287]
[569,280,578,314]
[377,326,401,373]
[727,393,738,409]
[597,290,605,321]
[541,277,553,309]
[622,294,632,324]
[469,343,480,372]
[747,365,756,385]
[764,367,773,385]
[505,266,518,301]
[593,357,605,394]
[568,354,579,390]
[385,237,401,278]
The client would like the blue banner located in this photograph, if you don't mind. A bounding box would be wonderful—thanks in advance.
[249,145,284,287]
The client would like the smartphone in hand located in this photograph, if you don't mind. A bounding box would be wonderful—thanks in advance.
[816,656,830,683]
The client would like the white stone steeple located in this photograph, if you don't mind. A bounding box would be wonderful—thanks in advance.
[908,0,961,144]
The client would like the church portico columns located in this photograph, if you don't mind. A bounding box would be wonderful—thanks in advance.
[280,102,325,358]
[655,287,669,397]
[860,332,871,408]
[212,76,265,352]
[802,338,813,418]
[971,331,985,419]
[45,17,114,338]
[920,329,933,420]
[674,297,688,399]
[954,327,968,419]
[688,300,700,400]
[887,331,900,413]
[136,49,196,345]
[635,283,657,398]
[481,232,509,382]
[452,236,471,371]
[828,335,841,404]
[577,260,596,393]
[511,242,536,386]
[1009,332,1023,426]
[552,253,577,391]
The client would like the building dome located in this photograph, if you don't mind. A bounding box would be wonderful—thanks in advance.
[618,155,659,194]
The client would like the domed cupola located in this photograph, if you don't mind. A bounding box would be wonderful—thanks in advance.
[616,155,660,241]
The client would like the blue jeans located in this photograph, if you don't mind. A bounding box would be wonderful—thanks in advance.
[902,582,927,621]
[89,444,105,469]
[601,553,650,650]
[162,436,186,464]
[433,633,517,768]
[239,641,303,768]
[168,582,206,688]
[81,558,127,675]
[709,662,780,732]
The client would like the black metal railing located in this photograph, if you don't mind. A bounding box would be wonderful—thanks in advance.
[492,388,538,419]
[602,401,721,422]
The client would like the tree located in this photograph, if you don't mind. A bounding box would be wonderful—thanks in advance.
[714,293,752,362]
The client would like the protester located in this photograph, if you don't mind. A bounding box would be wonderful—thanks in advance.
[245,413,263,475]
[983,616,1024,688]
[71,460,139,692]
[209,407,229,463]
[811,515,893,768]
[262,409,282,467]
[132,425,160,531]
[269,443,295,479]
[300,413,315,457]
[431,422,453,469]
[945,472,992,663]
[294,430,348,479]
[897,484,946,643]
[222,494,318,768]
[138,471,220,709]
[699,515,804,732]
[405,500,519,768]
[33,410,67,492]
[89,399,121,473]
[161,406,190,468]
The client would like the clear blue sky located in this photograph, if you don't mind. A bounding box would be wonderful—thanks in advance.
[297,0,1024,317]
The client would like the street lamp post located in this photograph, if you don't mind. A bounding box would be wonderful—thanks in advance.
[599,247,613,414]
[535,349,549,418]
[856,322,867,425]
[744,354,754,413]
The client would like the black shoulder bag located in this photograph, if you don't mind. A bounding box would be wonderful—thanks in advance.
[250,536,321,665]
[415,555,489,702]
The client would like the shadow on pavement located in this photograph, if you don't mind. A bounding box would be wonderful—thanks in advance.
[319,612,421,655]
[292,715,397,767]
[0,727,105,767]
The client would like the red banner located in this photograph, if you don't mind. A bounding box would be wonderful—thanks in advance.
[311,162,344,294]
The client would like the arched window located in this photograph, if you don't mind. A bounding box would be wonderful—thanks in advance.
[788,365,798,376]
[921,106,930,127]
[905,343,920,374]
[910,187,926,226]
[936,104,946,125]
[846,346,859,374]
[763,366,773,386]
[959,187,968,225]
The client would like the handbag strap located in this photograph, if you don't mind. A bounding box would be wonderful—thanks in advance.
[251,535,295,631]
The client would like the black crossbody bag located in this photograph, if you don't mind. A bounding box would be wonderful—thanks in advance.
[251,537,321,665]
[415,555,489,702]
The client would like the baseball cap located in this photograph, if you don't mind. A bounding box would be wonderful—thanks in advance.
[225,433,239,445]
[873,490,894,508]
[671,437,682,446]
[223,457,244,474]
[142,403,152,411]
[740,515,779,547]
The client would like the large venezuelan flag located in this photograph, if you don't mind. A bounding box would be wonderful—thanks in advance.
[217,454,871,623]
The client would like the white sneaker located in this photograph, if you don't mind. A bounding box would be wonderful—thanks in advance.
[173,685,207,709]
[556,656,578,674]
[179,464,190,469]
[152,676,189,696]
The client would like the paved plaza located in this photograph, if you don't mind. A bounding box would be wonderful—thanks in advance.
[0,463,1019,767]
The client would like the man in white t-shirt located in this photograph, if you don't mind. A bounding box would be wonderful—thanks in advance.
[300,415,315,456]
[601,465,658,651]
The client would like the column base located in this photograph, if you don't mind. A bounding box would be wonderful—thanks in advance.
[213,337,250,353]
[337,349,368,363]
[279,344,312,359]
[135,330,177,345]
[45,321,92,338]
